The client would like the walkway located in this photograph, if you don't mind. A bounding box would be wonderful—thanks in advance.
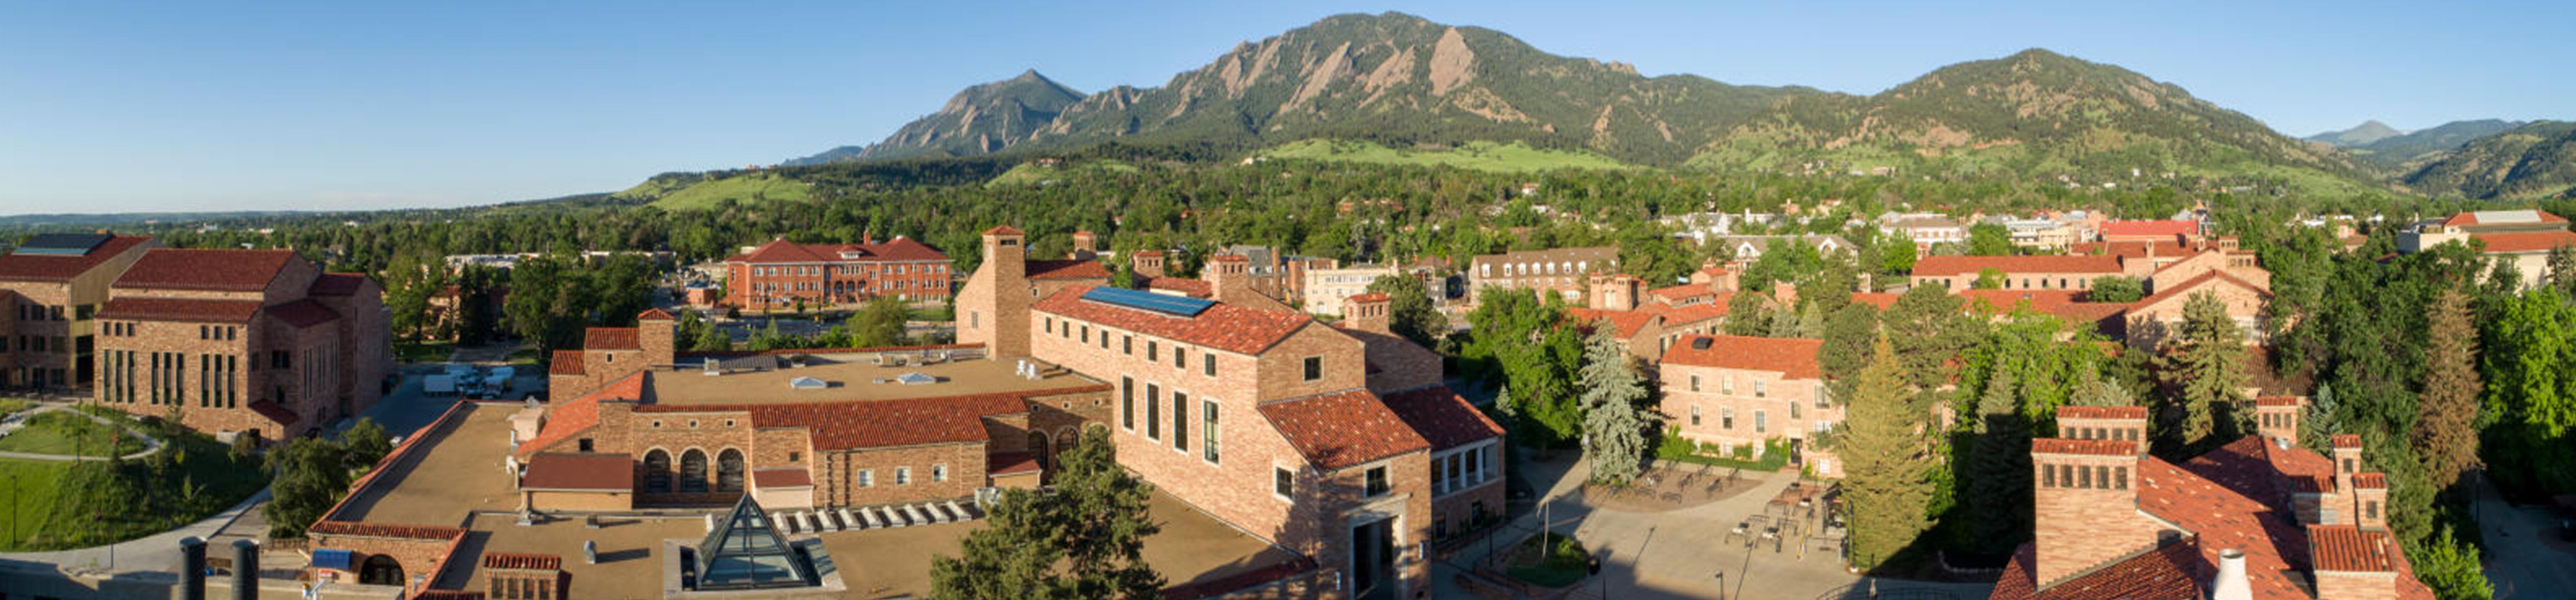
[2471,474,2576,599]
[0,404,165,462]
[1433,454,1992,600]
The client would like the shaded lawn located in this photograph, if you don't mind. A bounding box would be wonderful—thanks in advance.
[0,410,147,457]
[0,431,268,551]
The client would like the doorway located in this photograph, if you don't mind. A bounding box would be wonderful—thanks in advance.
[1350,517,1400,600]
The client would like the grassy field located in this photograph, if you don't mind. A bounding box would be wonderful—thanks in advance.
[394,340,453,364]
[0,417,268,551]
[1257,139,1635,173]
[642,172,813,211]
[984,159,1140,188]
[0,410,146,457]
[0,399,30,416]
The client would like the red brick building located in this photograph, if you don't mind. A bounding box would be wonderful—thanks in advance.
[0,233,156,392]
[1655,334,1844,476]
[972,227,1502,600]
[89,248,390,440]
[1988,405,2436,600]
[721,236,951,312]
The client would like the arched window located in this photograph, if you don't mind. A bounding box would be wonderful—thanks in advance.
[717,449,746,492]
[681,449,709,493]
[359,554,404,586]
[1028,431,1051,471]
[643,450,672,493]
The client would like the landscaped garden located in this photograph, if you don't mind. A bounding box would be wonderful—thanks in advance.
[1502,531,1593,588]
[0,409,148,457]
[0,407,271,551]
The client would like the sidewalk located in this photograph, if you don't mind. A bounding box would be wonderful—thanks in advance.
[0,404,166,462]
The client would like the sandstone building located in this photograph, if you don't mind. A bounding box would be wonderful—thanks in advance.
[89,248,390,440]
[0,233,155,392]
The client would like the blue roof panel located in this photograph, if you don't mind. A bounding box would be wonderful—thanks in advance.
[1081,286,1214,317]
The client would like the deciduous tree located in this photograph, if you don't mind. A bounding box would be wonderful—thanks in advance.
[930,428,1162,599]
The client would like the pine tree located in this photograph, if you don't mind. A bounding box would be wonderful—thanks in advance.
[2302,383,2340,453]
[2155,291,2250,454]
[2551,244,2576,297]
[1841,334,1935,570]
[2068,364,2135,407]
[1578,326,1650,484]
[1966,360,2031,554]
[2412,289,2481,493]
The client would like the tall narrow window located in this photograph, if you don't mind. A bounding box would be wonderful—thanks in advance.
[1172,392,1188,450]
[1202,400,1220,464]
[1120,376,1135,430]
[1203,352,1217,376]
[1145,384,1161,440]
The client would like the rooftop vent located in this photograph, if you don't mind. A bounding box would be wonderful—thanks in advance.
[1690,337,1714,350]
[789,376,828,390]
[894,372,937,386]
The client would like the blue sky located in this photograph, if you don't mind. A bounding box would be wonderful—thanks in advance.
[2,0,2568,215]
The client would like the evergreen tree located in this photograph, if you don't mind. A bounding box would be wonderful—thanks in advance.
[1965,359,2031,554]
[1817,302,1882,389]
[2409,525,2495,600]
[692,316,733,351]
[2412,289,2480,493]
[2068,364,2136,407]
[2155,291,2250,454]
[1886,285,1979,388]
[1841,334,1934,570]
[1578,326,1649,484]
[931,428,1163,599]
[1767,302,1803,338]
[2302,383,2340,453]
[2551,244,2576,297]
[1967,223,2014,256]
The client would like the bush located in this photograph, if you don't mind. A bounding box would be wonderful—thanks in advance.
[1505,532,1592,588]
[1652,427,1792,471]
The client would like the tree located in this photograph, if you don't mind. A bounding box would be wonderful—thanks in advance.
[1886,285,1980,388]
[1967,223,2014,256]
[1964,352,2031,554]
[2086,276,2146,303]
[1366,274,1450,350]
[1723,291,1771,336]
[263,437,351,538]
[2068,364,2136,407]
[1971,268,2007,290]
[2155,291,2250,455]
[2551,244,2576,297]
[2409,526,2493,600]
[692,317,733,351]
[846,296,912,348]
[2414,289,2481,493]
[930,428,1163,599]
[1878,238,1918,280]
[1578,326,1650,484]
[343,418,392,471]
[1465,288,1584,446]
[1841,334,1935,571]
[1817,302,1881,387]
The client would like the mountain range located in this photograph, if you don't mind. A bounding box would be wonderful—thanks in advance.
[767,12,2567,200]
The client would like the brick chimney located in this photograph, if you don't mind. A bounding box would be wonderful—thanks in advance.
[2031,406,2163,585]
[2298,433,2367,526]
[1070,230,1097,260]
[1588,274,1640,311]
[2351,473,2388,529]
[637,308,676,367]
[2331,434,2362,500]
[1131,250,1166,278]
[959,225,1031,358]
[1207,254,1257,305]
[2310,525,2402,600]
[1343,293,1392,334]
[2255,397,2304,447]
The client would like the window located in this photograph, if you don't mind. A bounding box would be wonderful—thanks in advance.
[578,439,594,452]
[1689,375,1700,392]
[1689,405,1702,426]
[2114,467,2129,490]
[1364,466,1390,497]
[1145,384,1161,440]
[1120,376,1135,430]
[1723,376,1735,395]
[1172,391,1188,450]
[1081,325,1090,344]
[1274,467,1295,499]
[1123,335,1132,355]
[1174,347,1186,368]
[1721,407,1735,429]
[1790,401,1801,420]
[787,451,801,463]
[1302,356,1322,381]
[1754,379,1768,398]
[2042,464,2056,488]
[1146,341,1158,361]
[896,467,912,485]
[858,470,874,487]
[1203,352,1217,376]
[1044,317,1054,334]
[2366,500,2378,520]
[1755,410,1768,433]
[1202,400,1220,464]
[933,464,948,482]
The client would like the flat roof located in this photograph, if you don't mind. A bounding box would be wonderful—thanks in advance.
[331,404,524,525]
[644,356,1100,406]
[815,491,1302,598]
[447,512,705,599]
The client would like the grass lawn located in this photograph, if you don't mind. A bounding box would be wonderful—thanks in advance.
[641,172,811,211]
[1504,531,1592,588]
[0,429,269,551]
[394,340,454,363]
[0,410,146,457]
[0,399,31,416]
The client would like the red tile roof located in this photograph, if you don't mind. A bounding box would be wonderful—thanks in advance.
[2072,240,2189,260]
[97,297,263,323]
[2100,220,2200,238]
[1566,307,1661,339]
[2331,434,2361,449]
[2444,210,2569,226]
[1142,276,1214,298]
[1647,283,1712,302]
[2031,438,2137,456]
[2254,397,2303,408]
[722,237,949,264]
[2308,525,2397,572]
[1259,389,1432,471]
[1849,292,1902,309]
[1990,541,2203,600]
[983,225,1025,235]
[2058,406,2149,420]
[988,452,1041,476]
[1034,285,1315,355]
[266,299,342,328]
[1380,385,1506,450]
[1658,335,1824,380]
[1913,255,2123,277]
[637,307,675,321]
[752,467,815,488]
[512,374,635,457]
[0,235,150,282]
[584,327,640,350]
[307,273,370,296]
[1347,292,1391,302]
[547,350,586,376]
[1027,258,1113,280]
[519,453,634,491]
[113,249,296,292]
[2472,230,2576,253]
[480,552,562,571]
[1649,300,1732,325]
[308,521,467,541]
[411,590,486,600]
[2133,271,2271,308]
[2353,472,2387,489]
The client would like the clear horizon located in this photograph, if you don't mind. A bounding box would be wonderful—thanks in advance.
[3,0,2570,216]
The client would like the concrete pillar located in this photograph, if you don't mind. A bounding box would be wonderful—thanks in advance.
[178,536,206,600]
[230,539,257,600]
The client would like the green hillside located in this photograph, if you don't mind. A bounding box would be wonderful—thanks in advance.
[1256,139,1635,172]
[2402,121,2576,199]
[985,159,1139,187]
[617,172,813,211]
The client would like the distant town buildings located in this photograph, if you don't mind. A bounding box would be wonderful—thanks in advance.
[2399,209,2576,290]
[1466,246,1620,302]
[1879,213,1967,252]
[721,236,952,312]
[1301,263,1445,316]
[1698,234,1854,261]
